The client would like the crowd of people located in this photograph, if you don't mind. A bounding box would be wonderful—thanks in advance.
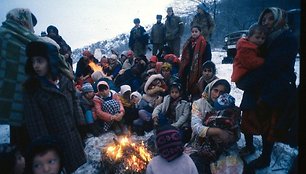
[0,3,299,174]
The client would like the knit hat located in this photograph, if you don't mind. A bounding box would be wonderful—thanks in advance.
[130,91,142,100]
[150,55,158,63]
[161,62,172,71]
[46,25,58,35]
[97,81,109,91]
[156,125,184,161]
[119,85,131,95]
[156,15,162,19]
[214,93,235,111]
[82,83,94,93]
[144,74,164,93]
[197,3,209,12]
[133,18,140,24]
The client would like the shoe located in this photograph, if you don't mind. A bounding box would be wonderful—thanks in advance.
[247,155,271,169]
[239,146,255,156]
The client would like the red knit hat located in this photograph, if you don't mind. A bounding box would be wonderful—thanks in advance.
[150,56,158,63]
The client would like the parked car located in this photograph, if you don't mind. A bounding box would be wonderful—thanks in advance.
[222,30,248,64]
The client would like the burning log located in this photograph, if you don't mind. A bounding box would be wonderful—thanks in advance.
[101,136,152,174]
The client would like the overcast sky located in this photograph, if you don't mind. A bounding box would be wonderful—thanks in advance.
[1,0,173,49]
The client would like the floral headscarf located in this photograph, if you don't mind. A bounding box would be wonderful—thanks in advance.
[6,8,36,33]
[258,7,288,32]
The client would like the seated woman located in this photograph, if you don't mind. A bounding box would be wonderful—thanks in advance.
[186,79,241,174]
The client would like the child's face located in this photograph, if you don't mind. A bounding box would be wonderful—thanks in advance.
[14,152,25,174]
[131,95,140,104]
[191,27,201,39]
[98,87,110,97]
[32,56,49,77]
[202,68,214,81]
[84,91,95,99]
[210,85,226,102]
[170,87,180,100]
[32,150,60,174]
[248,31,266,46]
[161,69,171,78]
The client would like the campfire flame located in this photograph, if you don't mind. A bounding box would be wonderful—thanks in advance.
[103,136,152,173]
[88,60,102,72]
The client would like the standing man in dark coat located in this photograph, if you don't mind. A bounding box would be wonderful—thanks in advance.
[47,25,73,67]
[150,15,165,56]
[190,3,215,41]
[129,18,149,57]
[165,7,184,57]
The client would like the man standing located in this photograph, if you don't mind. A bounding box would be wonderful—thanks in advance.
[165,7,184,57]
[129,18,149,57]
[190,3,215,41]
[150,15,165,56]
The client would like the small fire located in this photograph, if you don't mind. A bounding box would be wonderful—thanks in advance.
[103,137,152,173]
[88,60,102,72]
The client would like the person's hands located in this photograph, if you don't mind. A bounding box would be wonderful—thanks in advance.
[113,113,123,121]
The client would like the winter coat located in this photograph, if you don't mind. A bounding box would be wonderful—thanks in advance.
[93,90,125,122]
[146,153,199,174]
[0,9,40,126]
[23,75,86,173]
[128,25,148,56]
[165,14,184,41]
[190,12,215,40]
[179,35,211,96]
[231,38,264,82]
[150,22,165,44]
[152,95,191,128]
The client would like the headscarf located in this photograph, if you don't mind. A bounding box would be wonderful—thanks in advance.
[6,8,36,33]
[258,7,289,48]
[202,79,231,105]
[258,7,288,32]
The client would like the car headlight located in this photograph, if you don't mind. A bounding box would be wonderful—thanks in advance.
[224,37,228,42]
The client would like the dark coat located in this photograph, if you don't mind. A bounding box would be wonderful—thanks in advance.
[23,75,86,173]
[150,22,165,44]
[165,14,184,40]
[260,29,298,108]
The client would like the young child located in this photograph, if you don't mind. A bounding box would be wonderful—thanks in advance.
[23,41,86,173]
[146,125,198,174]
[197,60,218,97]
[25,136,64,174]
[152,83,191,143]
[231,24,268,90]
[133,74,166,135]
[0,144,25,174]
[79,82,104,137]
[93,81,127,134]
[200,93,241,161]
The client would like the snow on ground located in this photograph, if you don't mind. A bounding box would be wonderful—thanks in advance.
[0,50,299,173]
